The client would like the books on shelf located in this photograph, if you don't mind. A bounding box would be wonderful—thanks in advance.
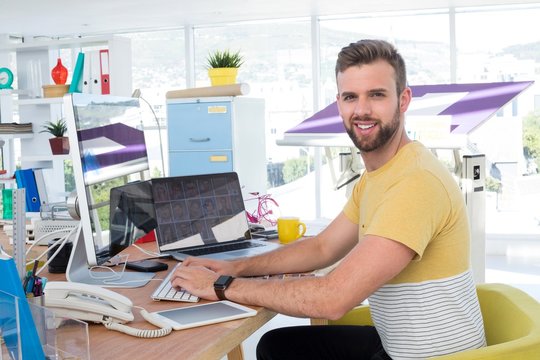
[69,52,85,93]
[0,122,33,134]
[80,49,111,95]
[14,168,41,212]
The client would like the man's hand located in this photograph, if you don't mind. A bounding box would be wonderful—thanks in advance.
[170,264,221,300]
[182,256,239,276]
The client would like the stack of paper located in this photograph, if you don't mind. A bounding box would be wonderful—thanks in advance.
[0,122,33,134]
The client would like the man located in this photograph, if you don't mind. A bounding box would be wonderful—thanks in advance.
[171,39,486,359]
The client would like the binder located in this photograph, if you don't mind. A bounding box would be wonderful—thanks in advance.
[81,51,92,93]
[89,50,102,94]
[0,253,46,359]
[2,188,13,219]
[68,52,85,93]
[99,49,110,94]
[33,168,48,208]
[14,169,41,212]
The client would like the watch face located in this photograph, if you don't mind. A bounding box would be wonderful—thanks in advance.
[214,275,234,289]
[0,67,14,89]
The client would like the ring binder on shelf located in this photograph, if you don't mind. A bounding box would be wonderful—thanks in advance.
[14,169,41,212]
[99,49,110,94]
[69,52,85,93]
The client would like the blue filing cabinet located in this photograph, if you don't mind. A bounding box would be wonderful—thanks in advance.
[166,96,267,195]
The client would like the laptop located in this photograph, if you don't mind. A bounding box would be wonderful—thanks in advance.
[109,180,156,257]
[151,172,280,261]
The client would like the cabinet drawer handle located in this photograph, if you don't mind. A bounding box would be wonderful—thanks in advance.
[210,155,228,162]
[189,137,211,142]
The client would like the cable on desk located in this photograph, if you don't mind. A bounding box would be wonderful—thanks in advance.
[104,306,172,338]
[26,224,80,276]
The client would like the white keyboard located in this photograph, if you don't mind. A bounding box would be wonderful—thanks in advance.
[151,268,199,303]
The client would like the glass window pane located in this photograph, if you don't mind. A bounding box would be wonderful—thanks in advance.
[194,20,325,219]
[320,10,451,107]
[456,5,540,226]
[456,6,540,288]
[128,30,186,177]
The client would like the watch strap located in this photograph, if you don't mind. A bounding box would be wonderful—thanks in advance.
[215,287,227,301]
[214,275,234,301]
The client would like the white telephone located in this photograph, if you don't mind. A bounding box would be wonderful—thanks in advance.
[43,281,172,338]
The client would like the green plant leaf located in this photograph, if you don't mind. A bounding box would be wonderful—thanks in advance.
[40,118,67,137]
[206,50,244,68]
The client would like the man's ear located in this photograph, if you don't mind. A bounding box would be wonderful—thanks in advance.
[399,87,412,113]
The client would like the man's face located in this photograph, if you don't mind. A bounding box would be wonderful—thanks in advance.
[336,60,410,153]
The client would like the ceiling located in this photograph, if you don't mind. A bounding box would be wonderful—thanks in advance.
[2,0,540,39]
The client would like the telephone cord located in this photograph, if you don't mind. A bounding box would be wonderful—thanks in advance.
[103,308,172,338]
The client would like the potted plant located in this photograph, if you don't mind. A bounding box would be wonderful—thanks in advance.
[40,118,69,155]
[206,50,244,86]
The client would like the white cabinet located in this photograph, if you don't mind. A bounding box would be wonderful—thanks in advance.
[166,96,267,197]
[0,35,132,202]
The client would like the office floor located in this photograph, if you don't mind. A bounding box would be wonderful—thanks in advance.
[235,252,540,360]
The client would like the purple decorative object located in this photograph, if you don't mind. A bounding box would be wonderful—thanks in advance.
[78,122,148,171]
[285,81,534,137]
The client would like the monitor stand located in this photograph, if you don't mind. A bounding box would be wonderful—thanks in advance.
[66,227,155,288]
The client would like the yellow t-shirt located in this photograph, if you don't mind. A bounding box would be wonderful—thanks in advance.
[343,141,486,359]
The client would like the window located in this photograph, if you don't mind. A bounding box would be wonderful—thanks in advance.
[128,30,186,177]
[194,19,313,166]
[456,5,540,217]
[320,9,451,101]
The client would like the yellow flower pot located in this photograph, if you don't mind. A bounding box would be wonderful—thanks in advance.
[208,68,238,86]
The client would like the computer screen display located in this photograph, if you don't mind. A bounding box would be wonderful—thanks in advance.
[65,93,151,266]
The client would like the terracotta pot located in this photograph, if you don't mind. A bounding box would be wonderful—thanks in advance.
[49,137,70,155]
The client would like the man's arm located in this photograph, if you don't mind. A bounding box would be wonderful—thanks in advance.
[222,234,415,319]
[183,211,360,277]
[172,222,416,320]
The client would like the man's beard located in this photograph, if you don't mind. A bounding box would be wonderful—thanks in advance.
[345,105,401,153]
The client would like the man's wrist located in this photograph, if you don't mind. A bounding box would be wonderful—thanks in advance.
[214,275,235,300]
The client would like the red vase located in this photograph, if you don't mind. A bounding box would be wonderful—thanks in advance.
[51,58,68,85]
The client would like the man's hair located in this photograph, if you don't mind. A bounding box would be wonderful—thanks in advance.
[335,39,407,94]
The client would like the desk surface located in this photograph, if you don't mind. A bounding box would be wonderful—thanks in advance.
[0,231,276,360]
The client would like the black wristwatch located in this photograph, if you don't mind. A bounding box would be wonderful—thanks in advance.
[214,275,235,300]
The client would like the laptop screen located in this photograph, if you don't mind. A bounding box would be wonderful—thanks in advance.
[151,173,251,252]
[109,180,156,257]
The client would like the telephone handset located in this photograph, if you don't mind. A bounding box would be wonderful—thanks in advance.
[43,281,172,338]
[44,281,134,323]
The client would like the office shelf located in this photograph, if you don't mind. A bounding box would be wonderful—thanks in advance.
[15,97,64,106]
[0,35,132,203]
[0,133,33,140]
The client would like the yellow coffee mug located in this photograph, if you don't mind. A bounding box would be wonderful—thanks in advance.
[277,216,306,244]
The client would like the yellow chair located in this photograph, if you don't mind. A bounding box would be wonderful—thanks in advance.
[313,283,540,359]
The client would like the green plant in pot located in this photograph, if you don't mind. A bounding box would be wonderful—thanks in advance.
[40,118,70,155]
[206,50,244,86]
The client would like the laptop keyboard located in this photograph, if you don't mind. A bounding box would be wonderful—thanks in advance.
[181,241,265,256]
[151,267,199,303]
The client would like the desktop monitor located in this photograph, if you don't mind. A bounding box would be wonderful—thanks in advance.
[64,93,154,287]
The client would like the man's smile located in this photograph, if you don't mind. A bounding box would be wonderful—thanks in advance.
[356,123,376,130]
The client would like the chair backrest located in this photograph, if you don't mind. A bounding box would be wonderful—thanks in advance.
[433,283,540,359]
[476,283,539,345]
